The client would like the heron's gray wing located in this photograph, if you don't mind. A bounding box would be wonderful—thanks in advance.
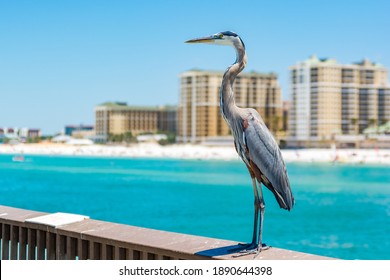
[243,112,294,210]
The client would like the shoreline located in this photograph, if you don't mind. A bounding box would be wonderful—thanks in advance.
[0,143,390,165]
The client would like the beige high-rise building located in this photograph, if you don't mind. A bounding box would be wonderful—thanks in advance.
[95,102,176,140]
[178,70,283,143]
[289,56,390,145]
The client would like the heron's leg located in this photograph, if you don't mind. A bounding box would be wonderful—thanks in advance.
[235,183,270,257]
[251,177,260,246]
[256,184,270,253]
[234,177,259,253]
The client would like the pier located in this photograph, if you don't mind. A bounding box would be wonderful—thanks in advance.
[0,205,331,260]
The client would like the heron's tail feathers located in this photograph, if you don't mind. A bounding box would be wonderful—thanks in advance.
[271,188,294,211]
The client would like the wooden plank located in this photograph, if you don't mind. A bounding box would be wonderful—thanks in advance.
[27,228,37,260]
[37,230,46,260]
[18,227,27,260]
[27,213,88,228]
[106,245,114,260]
[88,240,94,260]
[0,206,47,226]
[126,249,133,260]
[1,224,10,260]
[90,242,101,260]
[155,254,164,260]
[113,246,119,260]
[56,235,66,260]
[56,219,113,239]
[10,225,19,260]
[101,242,107,260]
[78,239,89,260]
[67,236,77,260]
[114,247,126,260]
[46,232,56,260]
[94,242,101,260]
[133,250,145,260]
[119,247,127,260]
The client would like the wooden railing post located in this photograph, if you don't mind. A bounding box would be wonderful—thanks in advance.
[27,228,37,260]
[46,232,56,260]
[1,224,10,260]
[10,225,19,260]
[57,235,66,260]
[37,230,46,260]
[19,227,27,260]
[78,239,89,260]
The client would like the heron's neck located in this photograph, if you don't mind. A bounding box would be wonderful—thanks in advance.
[220,44,247,124]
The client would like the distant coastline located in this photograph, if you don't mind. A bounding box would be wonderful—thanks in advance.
[0,143,389,165]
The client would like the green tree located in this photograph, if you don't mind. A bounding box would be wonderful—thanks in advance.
[107,132,137,143]
[158,132,176,145]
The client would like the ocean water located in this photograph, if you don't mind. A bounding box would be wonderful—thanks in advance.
[0,154,389,260]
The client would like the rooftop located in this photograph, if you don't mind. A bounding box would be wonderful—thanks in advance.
[293,55,387,69]
[181,69,278,78]
[96,102,177,111]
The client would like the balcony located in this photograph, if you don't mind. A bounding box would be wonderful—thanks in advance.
[0,205,331,260]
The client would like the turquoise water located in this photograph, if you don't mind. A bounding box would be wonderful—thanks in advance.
[0,154,389,259]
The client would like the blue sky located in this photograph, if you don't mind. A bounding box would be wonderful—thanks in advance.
[1,0,389,134]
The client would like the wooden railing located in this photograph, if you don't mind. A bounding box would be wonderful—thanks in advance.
[0,205,331,260]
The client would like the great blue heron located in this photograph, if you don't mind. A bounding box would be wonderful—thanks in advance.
[186,31,294,255]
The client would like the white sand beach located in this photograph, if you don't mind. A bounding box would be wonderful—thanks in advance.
[1,143,390,165]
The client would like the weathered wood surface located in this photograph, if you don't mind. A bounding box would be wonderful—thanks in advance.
[0,205,333,260]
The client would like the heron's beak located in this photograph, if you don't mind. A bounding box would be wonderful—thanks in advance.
[185,35,216,44]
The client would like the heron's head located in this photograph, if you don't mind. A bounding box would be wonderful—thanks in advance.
[185,31,245,48]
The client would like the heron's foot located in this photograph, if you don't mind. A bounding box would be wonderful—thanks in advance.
[237,242,252,247]
[227,242,256,254]
[232,243,270,257]
[228,242,255,251]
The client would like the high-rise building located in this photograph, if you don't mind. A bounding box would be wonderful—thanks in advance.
[289,56,390,145]
[178,70,283,143]
[282,101,291,132]
[95,102,176,140]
